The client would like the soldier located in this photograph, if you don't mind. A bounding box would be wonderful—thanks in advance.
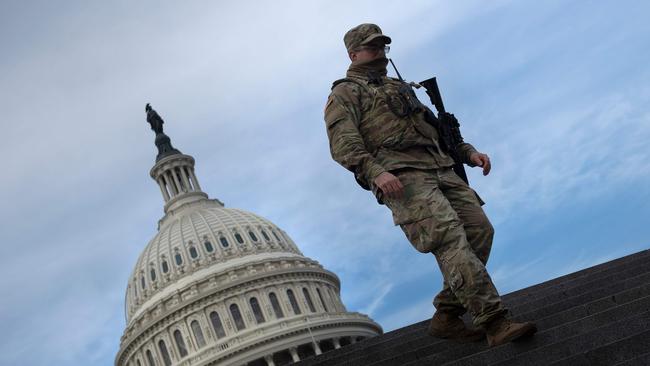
[323,23,537,346]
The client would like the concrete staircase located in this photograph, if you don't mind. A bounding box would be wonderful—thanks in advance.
[293,249,650,366]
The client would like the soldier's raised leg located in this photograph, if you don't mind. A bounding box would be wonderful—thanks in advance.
[383,168,536,345]
[382,169,504,338]
[433,168,495,319]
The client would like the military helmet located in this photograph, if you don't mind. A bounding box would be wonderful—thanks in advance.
[344,23,392,52]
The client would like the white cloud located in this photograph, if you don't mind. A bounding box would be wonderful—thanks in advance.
[466,71,650,227]
[360,282,394,315]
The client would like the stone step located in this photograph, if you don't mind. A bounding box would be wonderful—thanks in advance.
[503,252,650,310]
[550,329,650,365]
[292,249,650,366]
[438,295,650,366]
[511,272,650,326]
[613,350,650,366]
[398,296,650,366]
[358,272,650,366]
[495,310,650,365]
[500,249,650,304]
[443,257,648,329]
[522,282,650,331]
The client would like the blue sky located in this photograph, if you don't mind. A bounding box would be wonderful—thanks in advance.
[1,1,649,365]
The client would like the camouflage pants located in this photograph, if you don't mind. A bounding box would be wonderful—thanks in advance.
[381,168,506,326]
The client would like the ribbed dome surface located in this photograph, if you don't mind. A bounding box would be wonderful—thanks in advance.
[125,199,303,321]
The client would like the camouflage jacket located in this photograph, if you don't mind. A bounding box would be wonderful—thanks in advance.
[324,59,478,190]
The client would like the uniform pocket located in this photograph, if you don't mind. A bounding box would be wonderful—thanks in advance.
[383,171,436,225]
[400,217,436,253]
[392,199,433,225]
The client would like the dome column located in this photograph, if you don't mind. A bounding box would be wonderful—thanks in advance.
[170,171,181,195]
[333,338,341,349]
[289,347,300,362]
[163,171,175,195]
[264,355,275,366]
[189,167,202,191]
[179,168,192,192]
[157,179,170,201]
[313,341,322,355]
[171,168,184,193]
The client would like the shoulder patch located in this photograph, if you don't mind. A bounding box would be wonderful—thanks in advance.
[331,77,367,90]
[324,95,334,113]
[331,78,350,89]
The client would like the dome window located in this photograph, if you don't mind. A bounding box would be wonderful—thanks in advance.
[140,276,146,290]
[219,236,229,248]
[261,230,270,241]
[249,297,265,324]
[272,230,281,241]
[175,253,183,266]
[145,350,155,366]
[303,288,317,313]
[209,311,226,338]
[229,303,246,331]
[191,320,206,348]
[173,329,188,357]
[317,288,328,312]
[189,246,199,259]
[161,260,169,274]
[204,240,214,252]
[328,288,339,310]
[234,233,244,244]
[269,292,284,319]
[248,231,258,242]
[158,340,172,366]
[150,269,156,282]
[287,289,301,315]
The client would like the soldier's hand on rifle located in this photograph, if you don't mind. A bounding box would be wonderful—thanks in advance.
[374,172,404,200]
[470,152,491,176]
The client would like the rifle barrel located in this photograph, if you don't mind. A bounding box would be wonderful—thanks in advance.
[388,59,404,81]
[420,77,446,114]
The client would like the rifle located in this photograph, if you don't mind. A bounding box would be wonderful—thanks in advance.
[419,77,470,186]
[388,60,484,205]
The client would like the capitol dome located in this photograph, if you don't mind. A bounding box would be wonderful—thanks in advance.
[115,106,382,366]
[125,202,307,322]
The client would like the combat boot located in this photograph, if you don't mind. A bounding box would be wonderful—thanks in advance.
[485,316,537,347]
[427,311,485,342]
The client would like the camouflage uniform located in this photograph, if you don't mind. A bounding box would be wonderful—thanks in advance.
[324,24,506,326]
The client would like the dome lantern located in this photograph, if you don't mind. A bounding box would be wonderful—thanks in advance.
[145,104,214,214]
